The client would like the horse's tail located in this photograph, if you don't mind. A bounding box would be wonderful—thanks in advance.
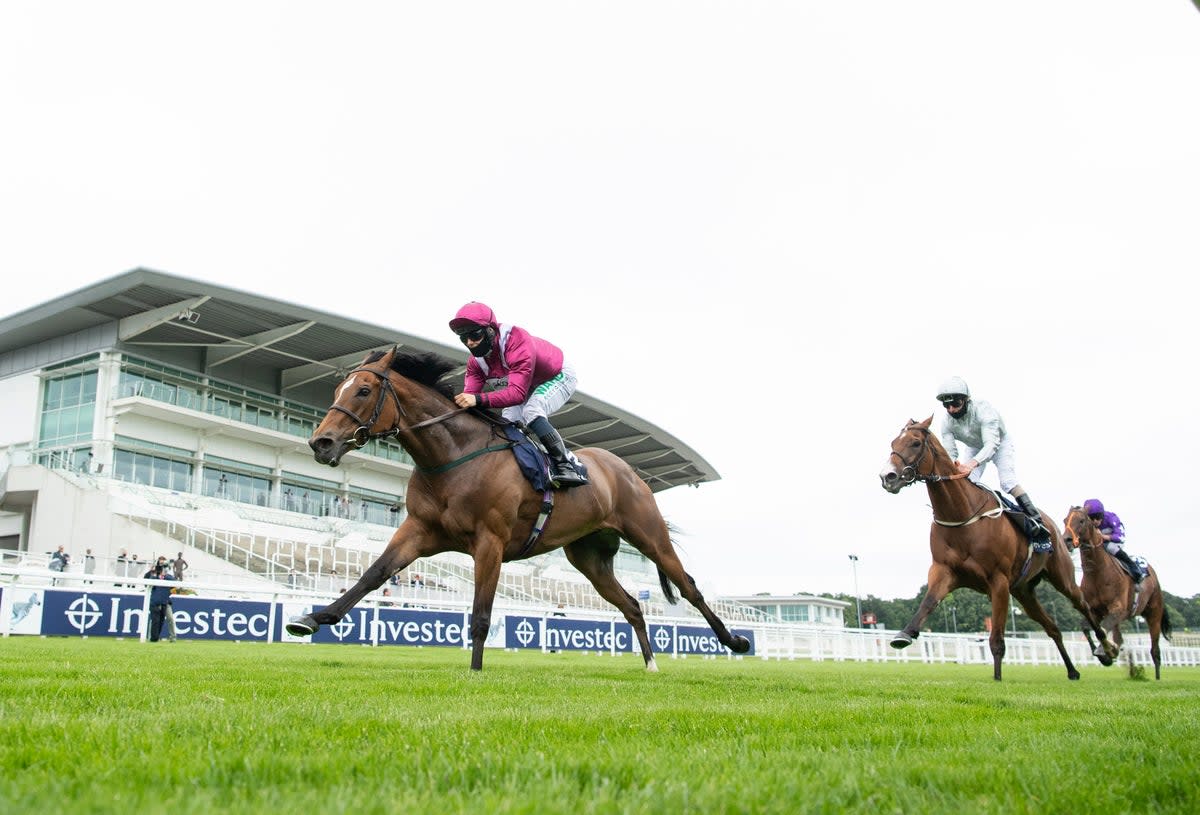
[658,520,682,605]
[657,567,679,605]
[1162,605,1173,641]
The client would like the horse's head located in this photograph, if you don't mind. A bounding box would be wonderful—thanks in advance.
[309,347,460,466]
[1062,505,1097,551]
[309,347,407,466]
[879,416,942,493]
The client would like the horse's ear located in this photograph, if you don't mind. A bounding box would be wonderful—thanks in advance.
[917,415,933,429]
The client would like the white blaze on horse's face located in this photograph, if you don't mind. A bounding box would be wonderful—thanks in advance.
[337,377,358,401]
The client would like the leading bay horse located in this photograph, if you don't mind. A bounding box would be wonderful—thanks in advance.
[286,347,750,670]
[1063,506,1171,680]
[879,417,1116,680]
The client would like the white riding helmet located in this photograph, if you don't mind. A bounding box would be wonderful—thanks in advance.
[936,376,971,401]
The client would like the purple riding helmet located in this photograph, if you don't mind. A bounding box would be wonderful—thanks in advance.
[1083,498,1104,516]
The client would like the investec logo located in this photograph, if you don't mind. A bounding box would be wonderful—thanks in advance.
[60,595,143,635]
[60,595,271,638]
[65,596,107,633]
[326,608,467,646]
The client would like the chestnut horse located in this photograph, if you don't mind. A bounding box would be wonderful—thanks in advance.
[1063,506,1172,679]
[879,417,1116,680]
[286,347,750,670]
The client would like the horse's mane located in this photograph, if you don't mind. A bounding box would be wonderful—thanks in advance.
[363,348,458,400]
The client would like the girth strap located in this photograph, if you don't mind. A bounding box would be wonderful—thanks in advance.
[517,490,555,557]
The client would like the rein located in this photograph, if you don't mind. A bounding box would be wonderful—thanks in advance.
[331,365,504,474]
[891,429,998,526]
[334,365,469,446]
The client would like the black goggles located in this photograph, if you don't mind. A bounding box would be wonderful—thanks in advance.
[457,326,487,344]
[941,397,965,409]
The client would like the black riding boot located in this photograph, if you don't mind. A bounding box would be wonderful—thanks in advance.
[1015,493,1051,552]
[537,427,589,489]
[1112,547,1145,583]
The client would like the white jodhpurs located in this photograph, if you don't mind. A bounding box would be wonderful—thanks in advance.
[500,361,578,425]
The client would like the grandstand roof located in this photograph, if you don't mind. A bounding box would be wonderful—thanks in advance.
[0,268,717,492]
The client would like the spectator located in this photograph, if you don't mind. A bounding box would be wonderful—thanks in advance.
[116,549,129,587]
[380,588,395,607]
[143,562,176,642]
[83,548,96,584]
[287,569,299,590]
[173,551,189,581]
[48,545,69,572]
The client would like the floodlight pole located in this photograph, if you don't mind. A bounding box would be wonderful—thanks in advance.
[848,554,862,629]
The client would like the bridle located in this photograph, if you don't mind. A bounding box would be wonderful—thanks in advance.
[890,426,999,527]
[329,365,467,448]
[889,427,972,487]
[1063,508,1099,551]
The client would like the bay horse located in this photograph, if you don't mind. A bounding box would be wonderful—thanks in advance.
[286,347,750,670]
[1063,506,1171,679]
[879,417,1116,680]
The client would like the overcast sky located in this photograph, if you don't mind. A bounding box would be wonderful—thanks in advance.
[3,3,1199,602]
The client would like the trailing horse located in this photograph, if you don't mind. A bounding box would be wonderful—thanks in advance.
[1063,506,1172,680]
[286,347,750,670]
[879,417,1116,680]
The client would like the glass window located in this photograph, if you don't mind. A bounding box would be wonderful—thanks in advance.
[39,370,98,447]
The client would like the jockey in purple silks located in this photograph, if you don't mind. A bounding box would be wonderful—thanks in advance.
[1083,498,1146,583]
[935,375,1052,553]
[449,302,588,489]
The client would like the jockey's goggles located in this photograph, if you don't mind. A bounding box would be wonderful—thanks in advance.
[457,326,487,344]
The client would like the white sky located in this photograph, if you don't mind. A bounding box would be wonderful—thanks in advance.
[3,2,1199,601]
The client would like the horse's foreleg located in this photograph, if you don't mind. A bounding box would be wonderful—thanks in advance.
[285,524,425,637]
[468,543,504,672]
[891,566,954,650]
[1045,555,1116,665]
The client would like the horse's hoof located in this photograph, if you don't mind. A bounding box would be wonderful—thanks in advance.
[285,615,318,637]
[728,635,751,654]
[890,632,914,649]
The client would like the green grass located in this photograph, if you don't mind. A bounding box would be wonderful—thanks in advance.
[1,639,1198,814]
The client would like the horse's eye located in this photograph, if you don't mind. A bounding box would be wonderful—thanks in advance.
[356,386,372,398]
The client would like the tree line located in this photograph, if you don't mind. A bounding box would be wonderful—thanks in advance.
[828,586,1200,635]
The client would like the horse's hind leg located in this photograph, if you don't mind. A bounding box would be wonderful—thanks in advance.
[1012,586,1080,681]
[564,533,658,672]
[622,518,750,655]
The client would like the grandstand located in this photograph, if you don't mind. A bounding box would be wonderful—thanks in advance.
[0,269,785,627]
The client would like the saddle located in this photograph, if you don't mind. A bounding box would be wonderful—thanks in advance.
[502,424,554,491]
[977,484,1049,545]
[1116,554,1149,582]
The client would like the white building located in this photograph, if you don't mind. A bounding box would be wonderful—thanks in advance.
[722,594,853,628]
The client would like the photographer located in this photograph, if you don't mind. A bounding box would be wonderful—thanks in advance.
[143,561,176,643]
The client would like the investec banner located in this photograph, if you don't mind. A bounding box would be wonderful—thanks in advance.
[1,587,752,655]
[505,614,755,656]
